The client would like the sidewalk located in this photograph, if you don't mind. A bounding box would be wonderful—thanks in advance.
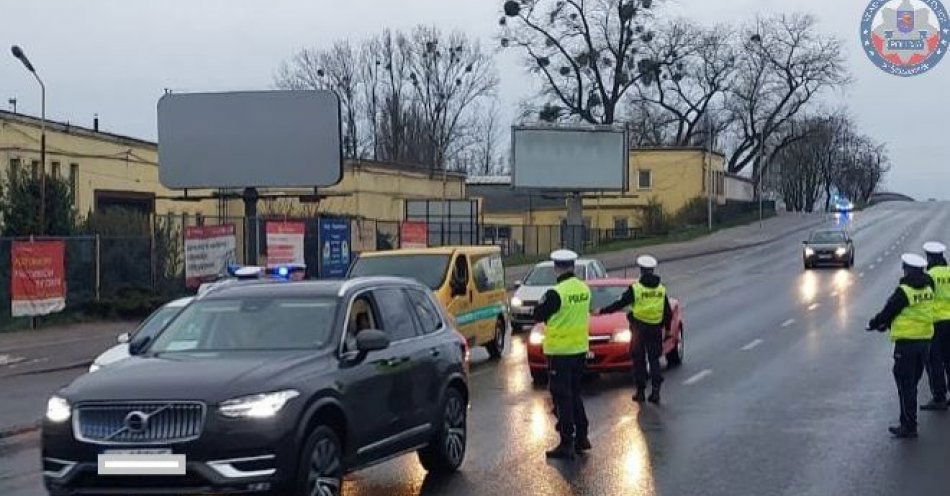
[505,212,830,286]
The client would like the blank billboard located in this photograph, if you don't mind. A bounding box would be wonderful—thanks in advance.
[512,126,627,191]
[158,90,342,189]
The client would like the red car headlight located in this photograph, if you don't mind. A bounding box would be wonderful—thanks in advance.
[612,329,633,344]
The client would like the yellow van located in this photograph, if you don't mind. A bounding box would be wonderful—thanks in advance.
[348,246,508,359]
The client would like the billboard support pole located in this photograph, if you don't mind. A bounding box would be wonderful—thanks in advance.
[243,187,260,265]
[566,192,584,253]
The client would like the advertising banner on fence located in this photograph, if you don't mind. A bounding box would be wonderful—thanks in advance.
[184,224,237,288]
[11,240,66,317]
[351,219,377,254]
[400,221,428,249]
[319,218,351,278]
[266,221,306,267]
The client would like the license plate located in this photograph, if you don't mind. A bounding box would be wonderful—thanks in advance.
[103,449,172,455]
[98,453,185,475]
[818,254,831,259]
[586,351,596,360]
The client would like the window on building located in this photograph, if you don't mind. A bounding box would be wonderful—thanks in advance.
[613,217,629,236]
[9,159,20,177]
[31,160,39,179]
[70,163,79,194]
[638,169,652,190]
[51,161,61,178]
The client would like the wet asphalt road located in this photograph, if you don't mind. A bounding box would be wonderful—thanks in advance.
[3,201,950,496]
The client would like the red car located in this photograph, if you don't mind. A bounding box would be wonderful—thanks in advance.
[526,278,685,384]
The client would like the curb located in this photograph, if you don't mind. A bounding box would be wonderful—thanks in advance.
[0,420,40,439]
[0,360,92,380]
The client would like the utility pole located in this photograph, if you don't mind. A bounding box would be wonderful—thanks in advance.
[706,113,714,231]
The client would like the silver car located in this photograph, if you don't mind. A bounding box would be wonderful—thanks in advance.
[87,297,193,372]
[803,228,855,269]
[509,258,607,331]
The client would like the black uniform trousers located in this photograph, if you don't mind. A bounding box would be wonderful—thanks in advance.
[926,321,950,401]
[894,339,931,432]
[548,354,589,444]
[632,321,664,389]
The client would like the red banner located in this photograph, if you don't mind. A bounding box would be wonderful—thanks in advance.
[266,221,306,267]
[400,221,428,249]
[11,240,66,317]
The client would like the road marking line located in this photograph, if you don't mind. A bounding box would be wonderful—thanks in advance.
[877,257,883,263]
[781,319,796,328]
[859,272,865,278]
[683,369,712,386]
[869,264,876,270]
[808,303,820,311]
[741,339,764,351]
[590,415,634,441]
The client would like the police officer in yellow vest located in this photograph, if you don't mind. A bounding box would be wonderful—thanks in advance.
[922,241,950,411]
[598,255,672,404]
[532,249,592,459]
[868,253,935,438]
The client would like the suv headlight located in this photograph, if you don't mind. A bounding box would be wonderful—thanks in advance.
[511,296,523,308]
[835,246,847,256]
[804,247,815,257]
[46,396,71,423]
[219,390,300,418]
[88,363,101,373]
[612,329,633,344]
[528,329,545,346]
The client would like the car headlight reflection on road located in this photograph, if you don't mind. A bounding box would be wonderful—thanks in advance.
[511,296,523,308]
[804,247,815,257]
[528,329,545,346]
[612,329,633,344]
[46,396,71,423]
[219,390,300,418]
[835,246,847,256]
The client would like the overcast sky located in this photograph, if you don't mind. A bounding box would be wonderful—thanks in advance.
[2,0,947,199]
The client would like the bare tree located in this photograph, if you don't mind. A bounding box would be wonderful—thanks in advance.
[276,41,362,158]
[724,14,849,182]
[631,20,737,145]
[501,0,674,124]
[404,26,500,171]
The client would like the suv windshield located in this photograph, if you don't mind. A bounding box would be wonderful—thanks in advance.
[524,265,587,286]
[810,231,847,243]
[349,255,450,289]
[135,304,186,340]
[149,298,337,353]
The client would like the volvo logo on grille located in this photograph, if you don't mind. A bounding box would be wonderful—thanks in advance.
[124,411,149,433]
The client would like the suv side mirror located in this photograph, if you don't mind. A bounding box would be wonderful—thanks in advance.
[356,330,390,353]
[802,240,808,245]
[128,335,152,356]
[514,280,523,288]
[117,332,131,344]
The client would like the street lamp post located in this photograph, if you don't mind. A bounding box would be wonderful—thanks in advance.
[11,45,46,233]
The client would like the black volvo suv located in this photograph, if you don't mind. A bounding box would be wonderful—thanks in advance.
[42,277,469,495]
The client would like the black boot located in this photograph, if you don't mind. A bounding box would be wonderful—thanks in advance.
[574,436,592,453]
[648,386,661,404]
[921,398,948,411]
[632,388,646,403]
[888,425,918,439]
[546,441,575,460]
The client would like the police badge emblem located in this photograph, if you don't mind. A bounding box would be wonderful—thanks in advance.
[861,0,949,76]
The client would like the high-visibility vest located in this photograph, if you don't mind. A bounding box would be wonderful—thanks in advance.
[631,282,666,325]
[543,277,591,356]
[891,285,935,341]
[927,266,950,322]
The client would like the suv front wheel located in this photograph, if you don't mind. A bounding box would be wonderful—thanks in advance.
[418,387,467,473]
[486,317,506,360]
[297,425,344,496]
